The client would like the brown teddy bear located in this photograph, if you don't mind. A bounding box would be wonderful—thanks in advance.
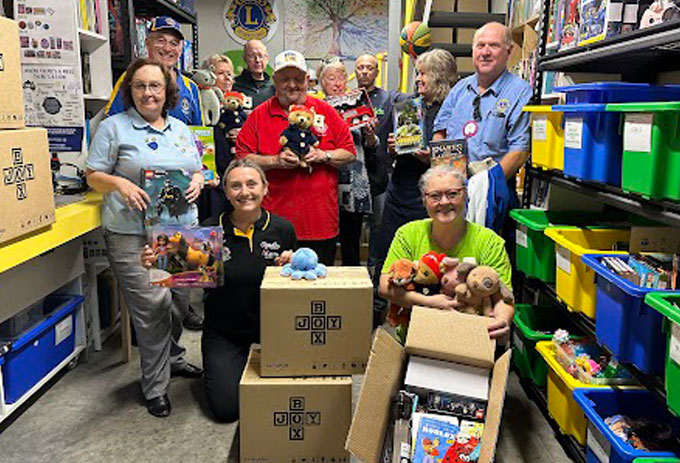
[441,261,514,317]
[279,104,319,168]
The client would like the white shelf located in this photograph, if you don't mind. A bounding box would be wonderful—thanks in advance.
[78,28,107,43]
[84,94,109,102]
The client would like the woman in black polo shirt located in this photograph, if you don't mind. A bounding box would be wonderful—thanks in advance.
[143,158,296,422]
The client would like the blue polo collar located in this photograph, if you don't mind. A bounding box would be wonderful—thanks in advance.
[467,70,511,97]
[127,107,174,133]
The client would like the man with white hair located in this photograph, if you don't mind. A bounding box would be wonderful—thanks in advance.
[233,39,275,108]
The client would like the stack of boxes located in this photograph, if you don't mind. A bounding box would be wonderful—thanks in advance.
[0,16,54,245]
[239,267,373,462]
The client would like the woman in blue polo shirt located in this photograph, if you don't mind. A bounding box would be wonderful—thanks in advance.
[86,58,205,418]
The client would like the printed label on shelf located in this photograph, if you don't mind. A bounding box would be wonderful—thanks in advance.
[624,113,653,153]
[608,2,623,21]
[623,4,639,23]
[532,114,548,141]
[587,423,611,462]
[670,322,680,366]
[564,118,583,150]
[55,315,73,346]
[513,331,524,353]
[556,246,571,275]
[516,225,528,248]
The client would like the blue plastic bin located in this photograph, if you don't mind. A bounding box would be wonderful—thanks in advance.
[0,295,83,404]
[553,103,622,185]
[573,389,680,463]
[582,254,672,376]
[554,83,680,105]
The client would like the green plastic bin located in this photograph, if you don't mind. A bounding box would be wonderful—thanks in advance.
[509,209,644,283]
[512,303,580,388]
[607,102,680,201]
[645,292,680,418]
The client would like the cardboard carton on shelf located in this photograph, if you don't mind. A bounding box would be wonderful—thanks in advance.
[260,266,373,377]
[0,128,55,245]
[239,346,352,463]
[0,16,25,129]
[346,307,511,463]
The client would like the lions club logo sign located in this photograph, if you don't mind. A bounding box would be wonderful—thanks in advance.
[223,0,278,44]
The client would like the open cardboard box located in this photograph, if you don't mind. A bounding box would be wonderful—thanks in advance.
[346,307,511,463]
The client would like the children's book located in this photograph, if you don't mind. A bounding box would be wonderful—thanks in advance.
[142,168,193,227]
[188,126,216,177]
[429,139,468,174]
[326,88,377,129]
[412,416,460,463]
[148,225,223,288]
[394,97,425,155]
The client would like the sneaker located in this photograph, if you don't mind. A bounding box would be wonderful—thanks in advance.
[183,305,204,331]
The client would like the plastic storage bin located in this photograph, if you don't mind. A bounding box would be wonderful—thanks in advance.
[554,83,680,105]
[512,304,580,388]
[0,298,45,338]
[573,388,680,463]
[544,228,630,318]
[523,105,565,171]
[606,102,680,201]
[583,255,673,376]
[645,292,680,418]
[552,103,623,185]
[535,341,613,445]
[0,295,83,404]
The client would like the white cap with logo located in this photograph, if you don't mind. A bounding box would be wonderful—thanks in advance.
[273,50,307,74]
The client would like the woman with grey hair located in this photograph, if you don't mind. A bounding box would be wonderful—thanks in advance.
[378,164,514,341]
[373,49,458,304]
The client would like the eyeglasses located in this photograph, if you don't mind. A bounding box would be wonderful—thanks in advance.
[245,52,267,61]
[131,82,165,94]
[473,94,482,122]
[424,188,465,203]
[151,37,181,49]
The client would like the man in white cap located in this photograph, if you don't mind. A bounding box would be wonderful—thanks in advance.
[235,50,355,265]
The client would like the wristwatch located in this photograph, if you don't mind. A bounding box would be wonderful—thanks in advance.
[324,151,332,163]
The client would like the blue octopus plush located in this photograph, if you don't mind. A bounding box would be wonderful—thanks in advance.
[280,248,328,280]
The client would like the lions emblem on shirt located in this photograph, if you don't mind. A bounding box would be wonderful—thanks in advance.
[222,246,232,262]
[181,98,191,116]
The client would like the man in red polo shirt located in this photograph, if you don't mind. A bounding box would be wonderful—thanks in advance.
[235,50,355,265]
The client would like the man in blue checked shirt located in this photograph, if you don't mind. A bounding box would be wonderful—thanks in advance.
[105,16,203,126]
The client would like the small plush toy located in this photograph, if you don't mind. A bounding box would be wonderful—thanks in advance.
[413,251,447,295]
[386,259,418,328]
[441,263,514,317]
[219,91,248,132]
[191,68,224,126]
[279,104,319,169]
[280,248,327,280]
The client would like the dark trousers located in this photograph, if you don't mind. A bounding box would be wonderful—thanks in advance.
[339,211,364,266]
[300,237,337,266]
[201,326,250,423]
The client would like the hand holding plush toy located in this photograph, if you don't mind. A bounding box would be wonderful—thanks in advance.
[440,260,514,317]
[279,104,319,169]
[219,92,248,131]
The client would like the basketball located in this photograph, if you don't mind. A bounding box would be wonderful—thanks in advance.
[400,21,432,58]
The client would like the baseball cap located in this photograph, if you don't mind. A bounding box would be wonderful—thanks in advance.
[274,50,307,74]
[149,16,184,40]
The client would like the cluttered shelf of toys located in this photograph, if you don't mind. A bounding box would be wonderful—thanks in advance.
[538,0,680,73]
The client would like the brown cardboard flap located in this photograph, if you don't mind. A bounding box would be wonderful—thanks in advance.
[261,266,372,289]
[345,328,406,463]
[479,349,512,463]
[630,227,680,253]
[405,307,496,369]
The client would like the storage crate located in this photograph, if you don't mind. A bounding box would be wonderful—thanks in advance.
[606,102,680,201]
[0,298,45,339]
[645,293,680,418]
[535,341,613,445]
[513,304,580,388]
[554,83,680,105]
[0,295,83,404]
[523,105,565,171]
[583,255,673,376]
[573,388,680,463]
[553,103,622,186]
[544,228,630,318]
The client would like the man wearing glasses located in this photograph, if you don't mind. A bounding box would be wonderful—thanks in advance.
[105,16,203,126]
[233,40,275,109]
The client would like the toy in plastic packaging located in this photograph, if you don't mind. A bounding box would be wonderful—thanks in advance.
[148,225,223,288]
[326,88,377,129]
[188,126,216,177]
[560,0,581,49]
[142,169,195,227]
[578,0,613,44]
[394,97,425,155]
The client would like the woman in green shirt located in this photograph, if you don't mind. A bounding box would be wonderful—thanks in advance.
[378,165,513,341]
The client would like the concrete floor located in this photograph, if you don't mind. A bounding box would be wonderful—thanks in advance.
[0,313,573,463]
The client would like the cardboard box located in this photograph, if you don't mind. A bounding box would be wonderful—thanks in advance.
[0,128,55,244]
[260,266,373,377]
[346,307,511,463]
[0,17,25,129]
[239,346,352,463]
